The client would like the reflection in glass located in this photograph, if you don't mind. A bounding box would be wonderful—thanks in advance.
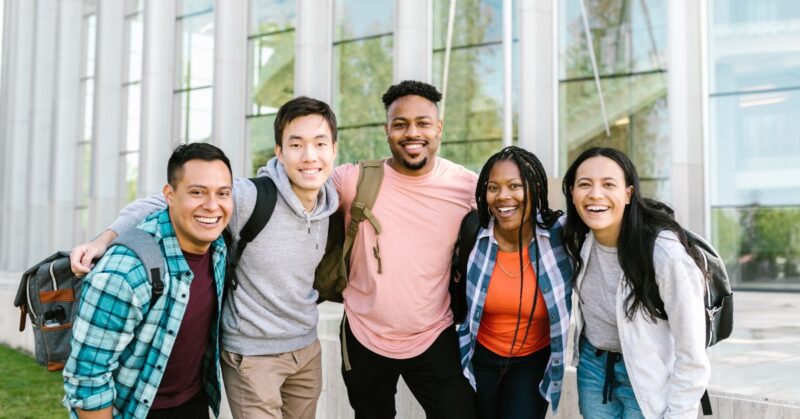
[176,12,215,89]
[251,0,296,33]
[433,0,505,49]
[126,83,141,152]
[708,0,800,288]
[558,0,669,202]
[127,14,143,82]
[249,115,277,176]
[558,0,667,80]
[337,126,389,164]
[432,0,517,169]
[85,15,97,78]
[333,36,393,129]
[179,0,213,17]
[126,152,138,202]
[710,91,800,208]
[176,87,213,143]
[251,31,295,115]
[334,0,394,41]
[712,207,800,289]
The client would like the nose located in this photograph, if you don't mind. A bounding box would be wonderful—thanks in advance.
[405,123,420,138]
[588,184,603,199]
[301,144,318,162]
[202,193,221,210]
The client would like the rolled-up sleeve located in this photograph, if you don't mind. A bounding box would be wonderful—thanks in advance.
[63,262,144,415]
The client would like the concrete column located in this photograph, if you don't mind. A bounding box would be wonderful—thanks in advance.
[212,0,248,177]
[0,0,35,270]
[394,0,431,83]
[138,0,176,197]
[296,0,333,103]
[519,0,557,176]
[26,0,58,265]
[50,0,83,252]
[668,0,704,232]
[89,1,125,234]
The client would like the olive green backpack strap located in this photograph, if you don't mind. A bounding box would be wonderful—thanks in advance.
[343,159,385,272]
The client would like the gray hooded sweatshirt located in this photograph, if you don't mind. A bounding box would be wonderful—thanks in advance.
[108,157,339,355]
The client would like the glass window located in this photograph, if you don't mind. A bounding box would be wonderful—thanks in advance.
[248,0,296,175]
[558,0,669,201]
[708,0,800,289]
[432,0,517,172]
[122,9,143,202]
[174,3,214,144]
[333,0,394,164]
[76,10,97,242]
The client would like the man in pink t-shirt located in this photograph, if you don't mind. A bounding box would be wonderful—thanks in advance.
[332,81,478,418]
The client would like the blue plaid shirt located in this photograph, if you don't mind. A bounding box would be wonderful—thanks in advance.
[456,214,573,413]
[63,209,226,418]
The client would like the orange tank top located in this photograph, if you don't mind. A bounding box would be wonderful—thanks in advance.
[477,248,550,357]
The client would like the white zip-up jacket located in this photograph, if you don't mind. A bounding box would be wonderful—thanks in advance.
[571,230,710,419]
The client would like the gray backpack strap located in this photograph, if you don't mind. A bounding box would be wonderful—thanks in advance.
[111,229,166,301]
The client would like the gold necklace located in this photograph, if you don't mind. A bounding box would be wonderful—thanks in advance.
[496,258,531,277]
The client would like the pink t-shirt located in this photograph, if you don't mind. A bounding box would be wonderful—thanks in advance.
[333,157,477,359]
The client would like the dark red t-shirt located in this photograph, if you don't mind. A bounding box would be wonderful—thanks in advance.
[151,249,217,409]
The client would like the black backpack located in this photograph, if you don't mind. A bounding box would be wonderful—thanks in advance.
[14,229,165,371]
[686,230,734,349]
[449,210,480,324]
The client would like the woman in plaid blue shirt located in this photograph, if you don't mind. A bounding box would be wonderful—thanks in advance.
[456,147,573,419]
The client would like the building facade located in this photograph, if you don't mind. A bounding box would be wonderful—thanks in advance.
[1,0,798,291]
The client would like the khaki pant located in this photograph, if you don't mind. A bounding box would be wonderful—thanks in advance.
[221,340,322,419]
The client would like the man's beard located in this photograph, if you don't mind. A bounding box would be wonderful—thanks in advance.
[401,156,428,171]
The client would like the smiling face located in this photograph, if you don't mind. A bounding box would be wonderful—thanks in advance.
[486,160,533,247]
[571,156,633,247]
[385,95,442,176]
[275,114,337,199]
[164,159,233,254]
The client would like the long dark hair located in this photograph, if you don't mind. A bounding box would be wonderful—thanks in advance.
[476,146,562,354]
[561,147,702,321]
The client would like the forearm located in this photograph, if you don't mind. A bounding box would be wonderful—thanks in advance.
[107,193,167,235]
[77,407,112,419]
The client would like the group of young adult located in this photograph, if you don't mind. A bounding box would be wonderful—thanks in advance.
[63,79,710,419]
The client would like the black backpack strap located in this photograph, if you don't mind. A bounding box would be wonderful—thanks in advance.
[456,210,481,279]
[111,228,166,304]
[225,176,277,290]
[701,389,712,415]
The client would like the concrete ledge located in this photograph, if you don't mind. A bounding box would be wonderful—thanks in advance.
[3,271,800,418]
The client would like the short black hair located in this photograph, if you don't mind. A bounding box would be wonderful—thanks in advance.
[381,80,443,110]
[274,96,338,147]
[167,143,232,187]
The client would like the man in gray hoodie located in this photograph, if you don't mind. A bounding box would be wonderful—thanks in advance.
[69,97,339,419]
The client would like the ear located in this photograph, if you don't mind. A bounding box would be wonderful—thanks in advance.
[436,118,443,139]
[626,185,633,204]
[274,144,284,164]
[162,183,174,205]
[384,122,390,139]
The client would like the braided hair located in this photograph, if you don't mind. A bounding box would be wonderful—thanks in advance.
[475,146,563,355]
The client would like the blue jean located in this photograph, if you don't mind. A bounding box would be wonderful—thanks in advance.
[472,342,550,419]
[577,336,644,419]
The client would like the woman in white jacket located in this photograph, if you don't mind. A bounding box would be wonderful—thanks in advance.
[561,147,710,419]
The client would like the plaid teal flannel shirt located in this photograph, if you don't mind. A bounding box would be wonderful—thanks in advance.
[63,209,226,418]
[456,214,573,413]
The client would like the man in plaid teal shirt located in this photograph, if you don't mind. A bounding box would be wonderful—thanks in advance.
[63,143,233,419]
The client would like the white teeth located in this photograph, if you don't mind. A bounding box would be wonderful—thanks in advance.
[498,207,517,212]
[587,205,608,212]
[404,143,423,149]
[300,169,320,174]
[195,216,219,224]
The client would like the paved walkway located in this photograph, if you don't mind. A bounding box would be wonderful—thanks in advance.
[4,271,800,417]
